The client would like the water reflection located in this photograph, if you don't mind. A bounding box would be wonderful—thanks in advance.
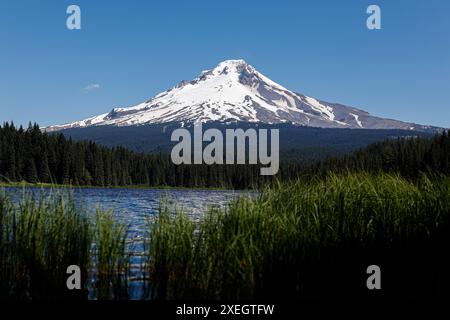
[4,186,250,299]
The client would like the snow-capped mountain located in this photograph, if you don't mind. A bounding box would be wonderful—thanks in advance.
[46,59,434,132]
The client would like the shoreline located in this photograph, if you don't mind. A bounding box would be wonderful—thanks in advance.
[0,181,239,192]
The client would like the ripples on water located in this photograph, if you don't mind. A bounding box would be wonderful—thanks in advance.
[4,186,251,299]
[4,186,247,228]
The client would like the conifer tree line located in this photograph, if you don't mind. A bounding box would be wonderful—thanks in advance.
[1,122,449,189]
[0,122,271,188]
[307,130,450,179]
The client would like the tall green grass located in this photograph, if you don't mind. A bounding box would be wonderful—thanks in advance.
[147,173,450,299]
[0,189,128,300]
[93,209,129,300]
[2,173,450,299]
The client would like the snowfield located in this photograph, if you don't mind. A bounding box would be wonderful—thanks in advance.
[45,59,431,132]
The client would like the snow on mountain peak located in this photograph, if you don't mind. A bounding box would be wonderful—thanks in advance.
[211,59,253,74]
[45,60,429,132]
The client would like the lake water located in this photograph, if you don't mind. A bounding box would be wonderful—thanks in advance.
[3,186,248,299]
[3,186,247,232]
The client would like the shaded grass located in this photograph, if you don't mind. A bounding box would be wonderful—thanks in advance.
[93,209,129,300]
[0,189,128,300]
[147,173,450,299]
[2,173,450,300]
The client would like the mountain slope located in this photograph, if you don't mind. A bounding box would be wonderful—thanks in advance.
[57,122,433,157]
[46,59,436,132]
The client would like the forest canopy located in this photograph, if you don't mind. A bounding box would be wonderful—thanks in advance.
[0,122,449,189]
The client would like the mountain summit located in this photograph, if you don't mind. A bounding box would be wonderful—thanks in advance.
[46,59,434,132]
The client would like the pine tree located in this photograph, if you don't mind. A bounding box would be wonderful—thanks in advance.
[5,144,16,181]
[25,157,38,183]
[39,152,51,183]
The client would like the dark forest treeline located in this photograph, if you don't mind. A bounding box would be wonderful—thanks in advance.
[1,122,449,189]
[0,122,279,189]
[308,130,450,179]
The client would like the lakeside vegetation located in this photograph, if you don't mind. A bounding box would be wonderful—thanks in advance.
[148,173,450,299]
[1,122,450,299]
[1,172,449,299]
[0,181,228,191]
[0,190,128,300]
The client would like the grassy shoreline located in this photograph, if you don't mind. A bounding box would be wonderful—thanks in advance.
[0,181,231,191]
[0,190,128,300]
[1,172,450,299]
[148,172,450,299]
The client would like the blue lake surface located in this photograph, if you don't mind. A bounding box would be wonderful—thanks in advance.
[3,186,250,299]
[3,186,248,235]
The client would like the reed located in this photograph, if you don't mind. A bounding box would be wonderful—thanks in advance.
[2,173,449,299]
[93,209,129,300]
[147,173,450,299]
[0,189,128,300]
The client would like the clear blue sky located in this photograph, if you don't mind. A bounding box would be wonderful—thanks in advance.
[1,0,449,128]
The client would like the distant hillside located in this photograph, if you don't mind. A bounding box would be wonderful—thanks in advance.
[58,122,433,160]
[1,122,446,189]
